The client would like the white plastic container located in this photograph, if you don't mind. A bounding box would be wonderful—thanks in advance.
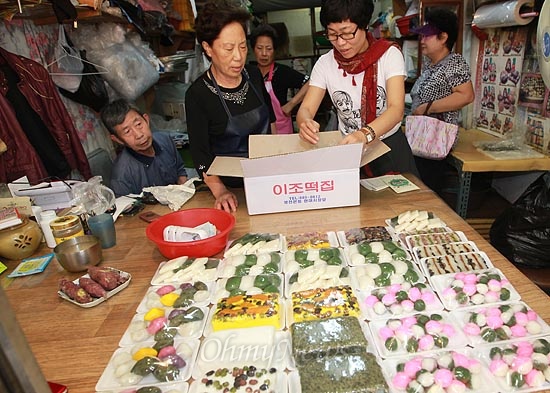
[39,210,57,248]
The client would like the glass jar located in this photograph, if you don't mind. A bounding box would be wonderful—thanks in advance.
[49,215,84,245]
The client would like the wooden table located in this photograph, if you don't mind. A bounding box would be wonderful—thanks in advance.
[2,178,550,393]
[448,129,550,218]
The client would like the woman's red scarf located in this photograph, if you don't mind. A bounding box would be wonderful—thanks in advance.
[333,32,398,126]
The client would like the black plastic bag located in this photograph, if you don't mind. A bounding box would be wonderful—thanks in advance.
[490,172,550,268]
[58,50,109,113]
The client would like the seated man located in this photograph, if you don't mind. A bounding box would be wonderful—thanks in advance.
[101,99,187,197]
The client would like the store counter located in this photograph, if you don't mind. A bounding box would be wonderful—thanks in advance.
[2,176,550,392]
[448,128,550,217]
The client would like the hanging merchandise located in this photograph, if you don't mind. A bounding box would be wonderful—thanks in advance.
[537,0,550,89]
[47,25,84,93]
[473,0,535,29]
[58,49,110,113]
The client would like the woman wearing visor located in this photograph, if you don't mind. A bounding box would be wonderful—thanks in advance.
[410,8,474,193]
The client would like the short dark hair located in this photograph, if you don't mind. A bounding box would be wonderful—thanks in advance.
[100,99,144,135]
[425,8,458,51]
[250,24,279,49]
[195,0,251,61]
[319,0,374,30]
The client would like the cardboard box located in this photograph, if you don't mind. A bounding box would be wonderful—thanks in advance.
[207,131,390,215]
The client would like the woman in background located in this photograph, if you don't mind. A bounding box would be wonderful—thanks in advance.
[185,0,275,213]
[297,0,418,177]
[250,24,310,134]
[410,7,474,193]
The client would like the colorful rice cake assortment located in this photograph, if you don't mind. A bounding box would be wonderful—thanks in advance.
[224,233,282,257]
[284,231,336,250]
[212,293,282,331]
[191,365,282,393]
[384,351,489,393]
[481,337,550,391]
[431,269,520,310]
[346,240,409,266]
[369,312,467,358]
[338,225,392,246]
[291,285,360,323]
[362,282,443,321]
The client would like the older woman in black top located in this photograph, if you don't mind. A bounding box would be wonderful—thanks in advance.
[185,0,275,213]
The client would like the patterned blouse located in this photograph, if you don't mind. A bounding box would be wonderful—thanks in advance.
[411,53,471,125]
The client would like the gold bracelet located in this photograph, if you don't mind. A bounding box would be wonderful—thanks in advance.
[360,125,376,143]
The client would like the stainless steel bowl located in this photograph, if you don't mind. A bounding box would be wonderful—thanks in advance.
[54,235,103,272]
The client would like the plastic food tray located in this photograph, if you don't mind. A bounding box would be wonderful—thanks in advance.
[95,339,199,392]
[119,306,209,346]
[367,311,469,359]
[205,294,286,335]
[190,366,287,393]
[344,240,411,267]
[57,268,131,308]
[349,262,426,292]
[136,282,214,313]
[224,233,283,257]
[96,381,188,393]
[285,265,351,298]
[430,268,521,310]
[472,336,550,393]
[381,350,498,393]
[283,231,339,251]
[405,231,468,250]
[150,257,220,285]
[454,302,550,347]
[336,225,393,247]
[357,284,444,321]
[217,252,283,277]
[411,241,480,263]
[420,251,494,278]
[213,273,284,301]
[284,247,346,274]
[193,326,291,378]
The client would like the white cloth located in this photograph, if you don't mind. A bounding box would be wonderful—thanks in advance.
[143,177,199,211]
[309,46,406,137]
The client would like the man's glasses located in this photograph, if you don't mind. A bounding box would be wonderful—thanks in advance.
[324,26,360,42]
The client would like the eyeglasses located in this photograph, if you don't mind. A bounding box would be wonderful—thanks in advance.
[324,26,360,42]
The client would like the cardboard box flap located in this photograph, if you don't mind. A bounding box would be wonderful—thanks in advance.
[242,143,362,177]
[207,131,390,178]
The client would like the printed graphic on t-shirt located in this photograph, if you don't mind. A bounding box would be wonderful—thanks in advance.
[333,90,360,134]
[377,86,387,115]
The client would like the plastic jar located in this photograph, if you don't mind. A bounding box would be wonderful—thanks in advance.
[50,215,84,245]
[40,210,58,248]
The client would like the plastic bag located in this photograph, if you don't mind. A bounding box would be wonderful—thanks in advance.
[490,172,550,267]
[49,25,84,93]
[143,177,199,211]
[71,176,116,216]
[89,41,159,101]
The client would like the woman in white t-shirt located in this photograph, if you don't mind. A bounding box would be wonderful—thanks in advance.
[297,0,418,177]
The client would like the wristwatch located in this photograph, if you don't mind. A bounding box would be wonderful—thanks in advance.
[360,126,376,144]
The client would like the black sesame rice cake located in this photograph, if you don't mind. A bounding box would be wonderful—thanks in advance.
[291,316,367,366]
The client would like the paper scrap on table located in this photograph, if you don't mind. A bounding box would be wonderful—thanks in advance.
[113,196,136,222]
[143,177,200,211]
[360,175,419,194]
[8,253,54,278]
